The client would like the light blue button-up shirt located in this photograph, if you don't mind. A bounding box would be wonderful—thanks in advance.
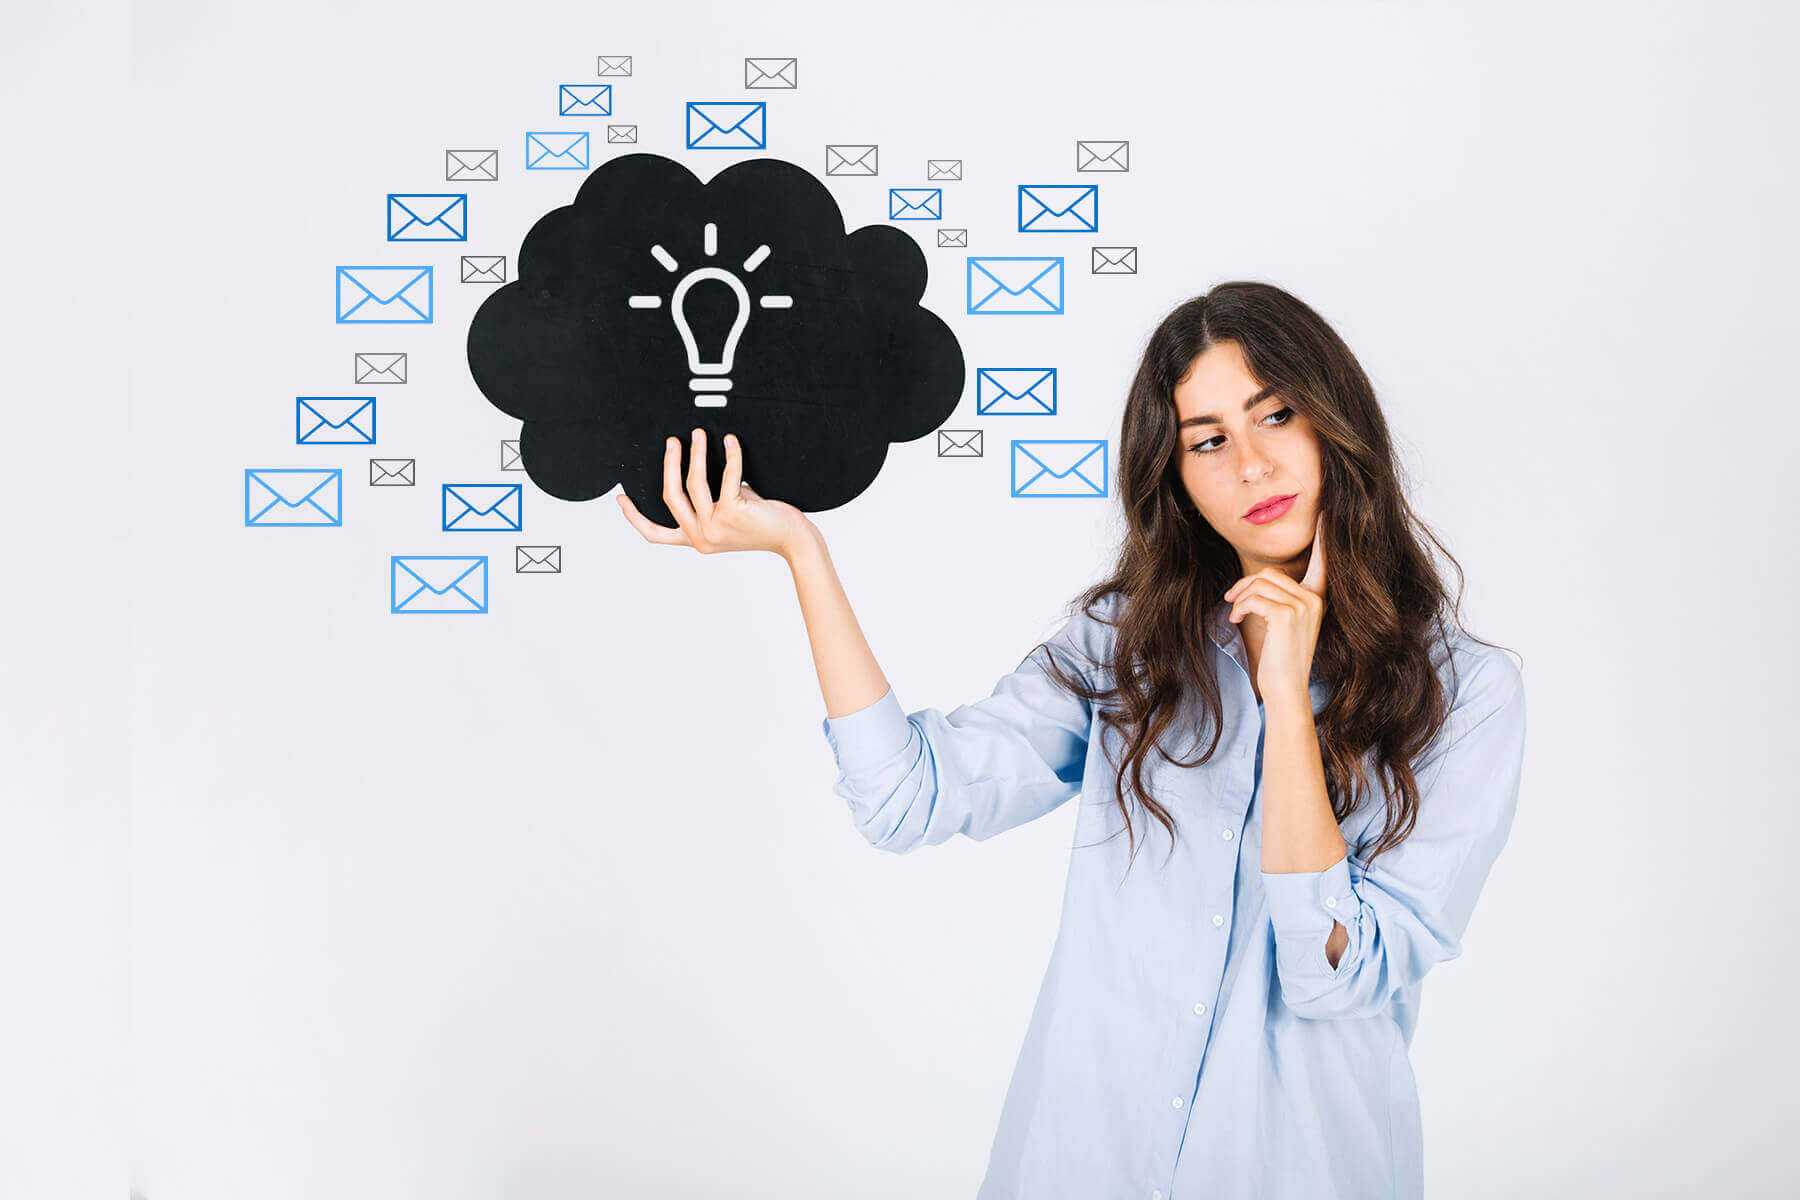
[820,591,1526,1199]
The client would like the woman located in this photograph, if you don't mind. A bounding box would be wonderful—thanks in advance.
[617,281,1527,1200]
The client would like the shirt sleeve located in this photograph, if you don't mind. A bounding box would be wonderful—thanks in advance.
[819,596,1117,853]
[1259,646,1527,1020]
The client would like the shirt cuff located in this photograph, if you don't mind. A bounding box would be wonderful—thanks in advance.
[1261,854,1356,939]
[820,686,915,773]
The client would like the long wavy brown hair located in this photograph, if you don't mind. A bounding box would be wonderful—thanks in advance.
[1026,281,1519,877]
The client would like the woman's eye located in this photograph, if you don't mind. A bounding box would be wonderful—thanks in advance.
[1188,407,1294,455]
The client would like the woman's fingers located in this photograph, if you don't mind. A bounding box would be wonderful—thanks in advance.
[685,428,716,523]
[616,489,691,546]
[661,434,704,545]
[1227,567,1322,628]
[719,431,744,498]
[1243,568,1316,611]
[1227,579,1299,624]
[1300,513,1328,598]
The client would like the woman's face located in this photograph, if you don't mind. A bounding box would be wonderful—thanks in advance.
[1172,340,1322,576]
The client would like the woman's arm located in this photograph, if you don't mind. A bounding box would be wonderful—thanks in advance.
[1258,648,1527,1020]
[619,428,892,719]
[782,522,893,721]
[619,428,1106,852]
[1258,689,1355,965]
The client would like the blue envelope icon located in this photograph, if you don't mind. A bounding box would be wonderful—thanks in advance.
[387,193,467,241]
[559,84,612,116]
[391,556,489,614]
[976,368,1057,415]
[244,468,342,527]
[525,131,590,170]
[442,483,523,531]
[1017,184,1100,232]
[686,101,767,149]
[1011,439,1108,498]
[889,188,942,220]
[336,266,433,323]
[967,257,1065,315]
[296,397,376,444]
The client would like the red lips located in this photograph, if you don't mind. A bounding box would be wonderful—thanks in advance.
[1243,493,1296,519]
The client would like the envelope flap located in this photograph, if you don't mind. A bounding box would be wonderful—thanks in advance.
[252,470,338,506]
[831,145,875,163]
[981,369,1054,399]
[518,546,558,565]
[1019,441,1103,477]
[1081,141,1127,158]
[449,150,494,169]
[372,459,411,477]
[299,397,374,427]
[360,353,404,370]
[398,557,485,594]
[530,133,586,156]
[973,258,1060,295]
[1021,185,1096,216]
[692,103,761,133]
[942,430,978,448]
[343,268,430,303]
[391,195,464,225]
[446,484,520,515]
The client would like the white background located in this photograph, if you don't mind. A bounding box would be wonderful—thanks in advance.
[8,0,1798,1196]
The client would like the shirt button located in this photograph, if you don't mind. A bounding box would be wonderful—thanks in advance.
[1153,1192,1163,1200]
[1325,896,1338,909]
[1193,1002,1207,1015]
[1171,1096,1184,1109]
[1212,913,1224,927]
[1221,828,1234,840]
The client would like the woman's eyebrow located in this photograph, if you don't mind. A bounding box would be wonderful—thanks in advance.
[1179,386,1278,429]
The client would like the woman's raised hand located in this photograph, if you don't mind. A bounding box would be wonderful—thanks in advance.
[616,427,815,559]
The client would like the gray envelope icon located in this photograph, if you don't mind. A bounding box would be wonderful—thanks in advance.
[516,545,562,573]
[501,439,523,470]
[461,256,507,283]
[1091,246,1138,274]
[825,144,878,176]
[446,149,499,181]
[1076,140,1130,172]
[596,55,633,76]
[937,228,969,248]
[369,458,416,486]
[937,429,983,457]
[744,56,798,88]
[926,159,963,180]
[607,124,638,143]
[354,352,407,384]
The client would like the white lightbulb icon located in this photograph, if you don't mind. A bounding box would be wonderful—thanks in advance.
[628,221,794,407]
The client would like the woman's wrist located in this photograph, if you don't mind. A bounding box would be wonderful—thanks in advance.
[780,518,826,567]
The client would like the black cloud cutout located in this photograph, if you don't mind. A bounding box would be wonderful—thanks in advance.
[465,153,965,525]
